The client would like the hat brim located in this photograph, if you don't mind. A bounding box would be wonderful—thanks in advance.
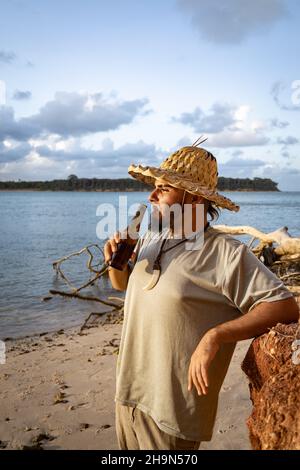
[128,164,240,212]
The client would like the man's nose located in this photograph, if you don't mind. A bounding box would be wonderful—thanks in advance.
[148,188,159,203]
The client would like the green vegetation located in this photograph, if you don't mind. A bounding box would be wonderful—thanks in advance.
[218,176,279,191]
[0,174,279,191]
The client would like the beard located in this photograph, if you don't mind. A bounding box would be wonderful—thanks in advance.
[149,206,163,234]
[149,205,184,237]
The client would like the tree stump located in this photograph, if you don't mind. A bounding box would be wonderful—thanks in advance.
[241,321,300,450]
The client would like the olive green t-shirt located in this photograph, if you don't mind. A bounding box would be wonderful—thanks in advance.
[114,226,292,441]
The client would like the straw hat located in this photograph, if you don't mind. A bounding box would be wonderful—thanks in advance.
[128,141,240,212]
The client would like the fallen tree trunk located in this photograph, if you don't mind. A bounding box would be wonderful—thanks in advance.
[241,321,300,450]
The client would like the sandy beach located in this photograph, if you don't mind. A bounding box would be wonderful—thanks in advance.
[0,316,253,451]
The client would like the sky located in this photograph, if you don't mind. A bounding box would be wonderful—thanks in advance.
[0,0,299,190]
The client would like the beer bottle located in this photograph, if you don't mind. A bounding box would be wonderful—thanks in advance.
[109,204,147,271]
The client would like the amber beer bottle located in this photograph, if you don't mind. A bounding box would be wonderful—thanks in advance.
[109,204,147,271]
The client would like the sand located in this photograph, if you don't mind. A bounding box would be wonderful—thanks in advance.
[0,322,252,450]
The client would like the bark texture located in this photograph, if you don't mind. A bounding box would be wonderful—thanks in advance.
[242,321,300,450]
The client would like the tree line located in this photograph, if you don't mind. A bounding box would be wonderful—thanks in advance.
[0,174,279,191]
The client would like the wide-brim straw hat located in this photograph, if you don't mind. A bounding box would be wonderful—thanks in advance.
[128,141,239,212]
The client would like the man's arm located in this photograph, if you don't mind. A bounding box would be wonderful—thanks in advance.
[188,296,299,396]
[214,296,299,343]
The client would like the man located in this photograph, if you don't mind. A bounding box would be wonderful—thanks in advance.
[104,144,299,450]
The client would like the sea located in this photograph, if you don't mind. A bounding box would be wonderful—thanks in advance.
[0,190,300,339]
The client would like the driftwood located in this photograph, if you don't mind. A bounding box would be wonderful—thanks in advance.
[213,224,300,288]
[46,243,125,331]
[52,243,108,291]
[49,289,122,309]
[213,225,300,257]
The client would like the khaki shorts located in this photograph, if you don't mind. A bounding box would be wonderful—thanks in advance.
[115,401,201,450]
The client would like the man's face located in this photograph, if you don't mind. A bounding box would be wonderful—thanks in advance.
[148,179,184,213]
[148,178,206,235]
[148,178,187,233]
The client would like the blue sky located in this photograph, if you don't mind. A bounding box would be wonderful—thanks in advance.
[0,0,299,189]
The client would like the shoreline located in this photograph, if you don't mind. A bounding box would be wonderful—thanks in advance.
[0,316,252,450]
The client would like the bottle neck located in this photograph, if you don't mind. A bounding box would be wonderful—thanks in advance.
[125,204,147,241]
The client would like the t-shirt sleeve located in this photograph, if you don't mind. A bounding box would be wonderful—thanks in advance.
[222,242,293,314]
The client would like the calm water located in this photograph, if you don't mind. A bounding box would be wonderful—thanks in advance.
[0,191,300,339]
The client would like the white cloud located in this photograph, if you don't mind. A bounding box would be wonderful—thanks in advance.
[260,165,300,191]
[0,91,150,141]
[281,150,290,158]
[172,101,271,148]
[25,150,56,168]
[234,105,251,122]
[231,149,244,157]
[0,138,164,180]
[34,138,160,168]
[269,118,290,129]
[0,50,16,63]
[177,0,287,44]
[250,120,267,132]
[218,156,300,191]
[172,102,237,133]
[0,106,38,141]
[271,80,300,111]
[277,136,299,145]
[219,157,266,177]
[0,141,31,163]
[208,130,269,147]
[13,90,32,100]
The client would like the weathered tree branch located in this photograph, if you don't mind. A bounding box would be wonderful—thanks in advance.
[52,244,106,291]
[48,243,126,331]
[213,225,300,256]
[49,289,122,309]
